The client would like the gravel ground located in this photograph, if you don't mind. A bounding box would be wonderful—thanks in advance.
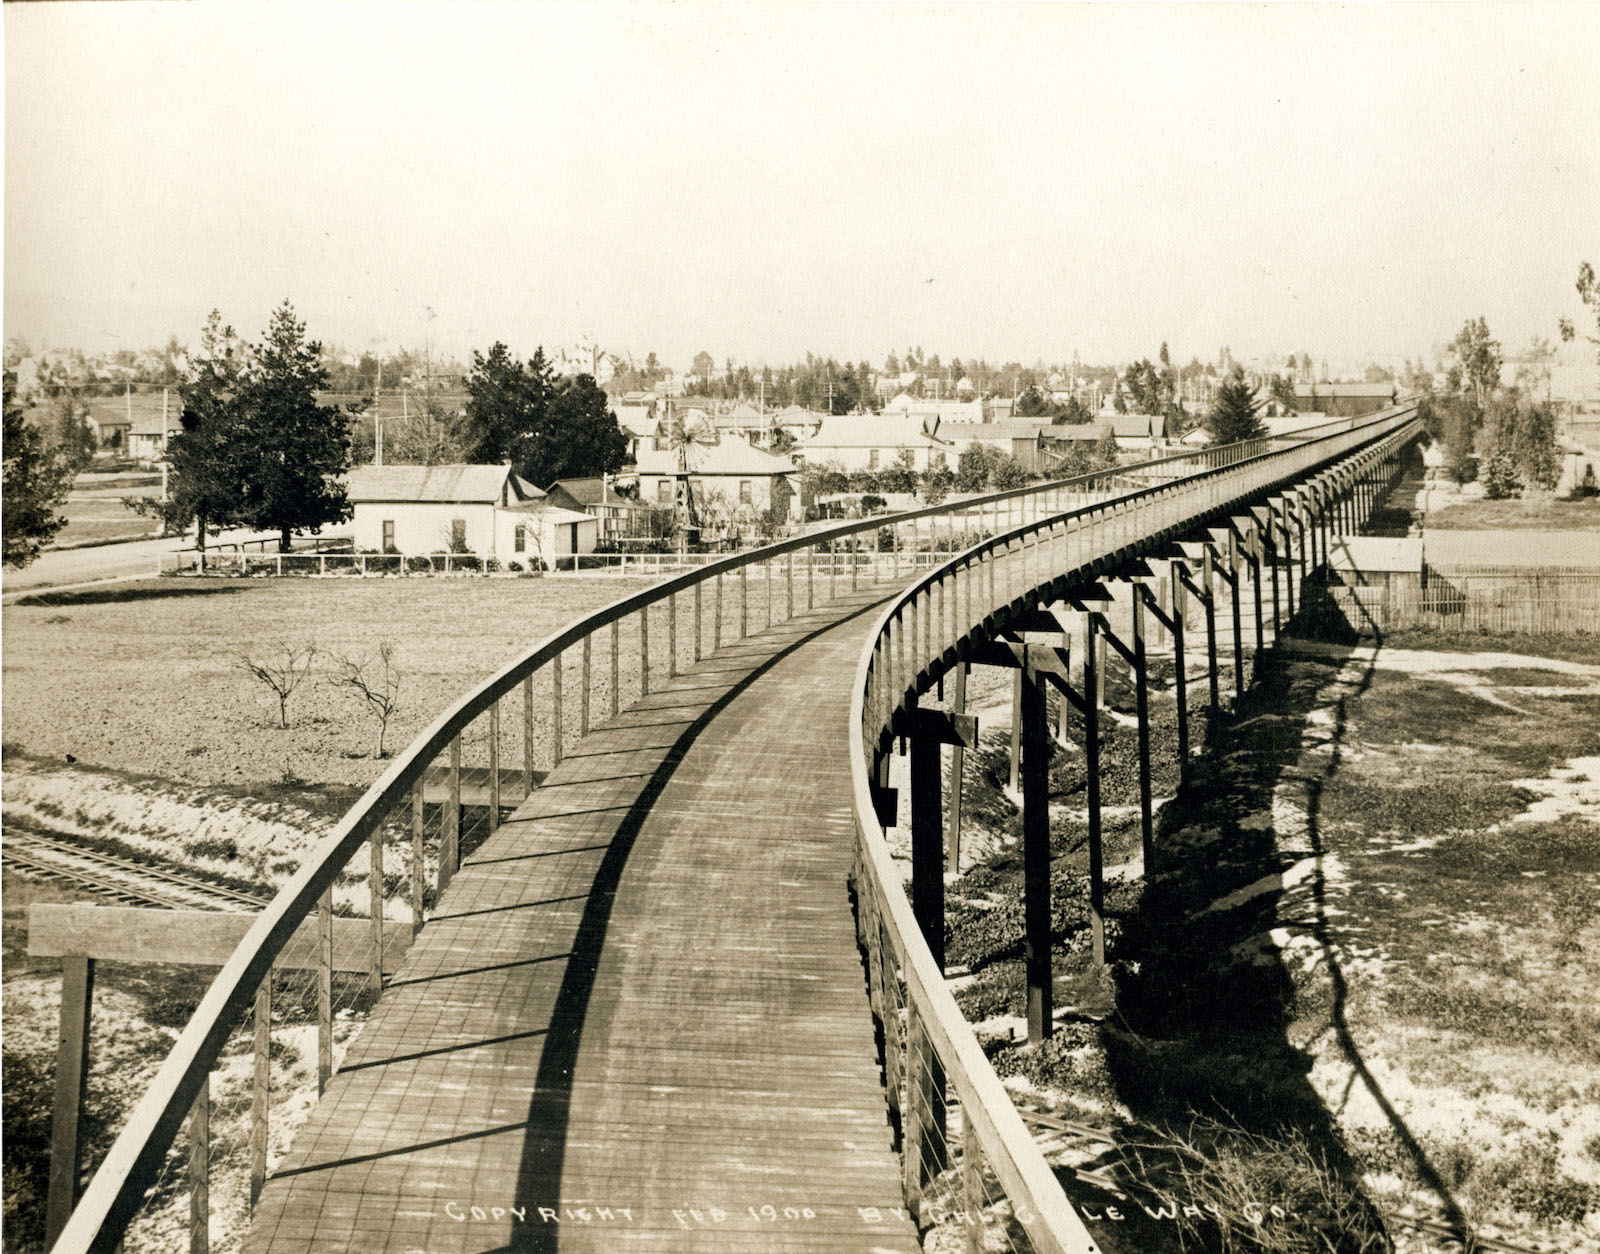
[1,575,685,795]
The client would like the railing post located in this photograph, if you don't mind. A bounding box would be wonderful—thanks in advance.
[786,550,794,620]
[765,559,774,629]
[488,701,502,833]
[740,563,749,638]
[693,581,703,663]
[1007,668,1022,793]
[188,1076,210,1254]
[439,737,461,892]
[411,783,424,933]
[807,545,815,610]
[963,1126,987,1254]
[46,955,94,1247]
[317,888,333,1095]
[669,592,679,678]
[610,620,621,717]
[551,653,564,767]
[251,981,269,1208]
[640,605,651,697]
[1227,531,1245,709]
[580,635,592,735]
[368,825,384,995]
[715,572,724,650]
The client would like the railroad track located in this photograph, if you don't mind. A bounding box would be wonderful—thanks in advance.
[3,827,269,912]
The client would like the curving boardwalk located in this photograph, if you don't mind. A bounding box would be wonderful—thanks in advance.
[245,590,920,1254]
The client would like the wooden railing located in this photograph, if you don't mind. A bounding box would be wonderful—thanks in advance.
[48,428,1378,1253]
[844,405,1422,1252]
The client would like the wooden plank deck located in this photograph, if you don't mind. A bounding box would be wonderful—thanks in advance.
[246,590,921,1253]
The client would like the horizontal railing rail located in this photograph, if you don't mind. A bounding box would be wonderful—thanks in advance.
[51,424,1371,1253]
[845,404,1422,1252]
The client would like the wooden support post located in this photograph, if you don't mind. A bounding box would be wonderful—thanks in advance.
[1269,514,1282,637]
[693,581,703,663]
[945,663,967,874]
[410,784,424,933]
[251,981,269,1208]
[368,825,384,996]
[1132,586,1154,872]
[580,635,591,736]
[487,700,501,834]
[740,562,749,638]
[829,542,837,600]
[1020,662,1054,1039]
[317,888,333,1095]
[787,550,794,620]
[765,559,773,630]
[640,605,650,697]
[1083,619,1106,967]
[1200,556,1221,718]
[1250,526,1266,661]
[908,712,945,971]
[669,592,678,678]
[1007,668,1022,793]
[610,620,620,717]
[1171,562,1190,773]
[46,955,94,1247]
[188,1076,210,1254]
[1228,535,1245,708]
[523,674,535,792]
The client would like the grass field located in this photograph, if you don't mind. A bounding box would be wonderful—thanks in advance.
[1422,493,1600,532]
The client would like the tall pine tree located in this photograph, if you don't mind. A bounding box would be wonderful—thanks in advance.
[461,346,626,486]
[235,301,352,552]
[1207,366,1266,443]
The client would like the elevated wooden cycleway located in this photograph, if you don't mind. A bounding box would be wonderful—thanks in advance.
[245,590,919,1253]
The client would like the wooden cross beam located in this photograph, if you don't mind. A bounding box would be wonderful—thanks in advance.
[910,707,979,749]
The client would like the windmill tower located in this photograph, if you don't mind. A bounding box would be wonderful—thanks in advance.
[662,400,718,548]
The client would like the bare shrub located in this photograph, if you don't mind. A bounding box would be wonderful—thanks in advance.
[238,642,317,728]
[334,640,402,757]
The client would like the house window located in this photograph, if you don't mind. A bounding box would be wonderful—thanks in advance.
[657,478,673,503]
[868,448,880,469]
[450,519,467,551]
[381,520,395,553]
[514,525,526,553]
[739,480,752,505]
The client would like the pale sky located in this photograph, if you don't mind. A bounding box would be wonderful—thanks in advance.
[5,1,1599,372]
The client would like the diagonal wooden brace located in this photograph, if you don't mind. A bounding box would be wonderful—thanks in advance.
[910,708,979,749]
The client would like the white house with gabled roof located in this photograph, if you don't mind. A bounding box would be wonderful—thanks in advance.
[346,463,597,563]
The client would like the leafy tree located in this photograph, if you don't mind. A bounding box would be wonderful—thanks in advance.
[1450,316,1502,406]
[1558,260,1599,363]
[989,453,1031,490]
[51,395,96,470]
[1207,366,1266,443]
[2,371,76,566]
[692,351,715,385]
[389,395,470,465]
[920,462,954,505]
[1122,359,1163,415]
[1401,359,1435,396]
[876,449,918,494]
[955,443,998,492]
[234,301,352,552]
[537,374,629,485]
[1513,397,1559,490]
[1269,373,1297,413]
[883,352,901,376]
[1420,394,1480,485]
[1093,424,1120,468]
[1054,395,1094,425]
[1112,379,1127,413]
[1364,363,1395,383]
[1015,385,1052,418]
